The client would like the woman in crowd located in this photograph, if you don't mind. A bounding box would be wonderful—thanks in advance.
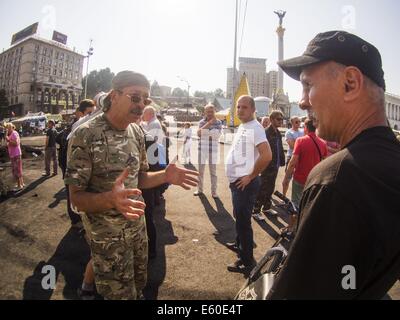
[5,123,24,191]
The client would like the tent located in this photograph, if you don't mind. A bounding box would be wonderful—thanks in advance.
[215,109,230,121]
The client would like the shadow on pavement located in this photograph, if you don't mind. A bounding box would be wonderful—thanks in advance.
[48,187,67,209]
[198,194,237,246]
[22,228,91,300]
[0,176,49,203]
[144,200,178,300]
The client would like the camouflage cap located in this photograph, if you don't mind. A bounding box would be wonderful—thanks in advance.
[112,71,150,91]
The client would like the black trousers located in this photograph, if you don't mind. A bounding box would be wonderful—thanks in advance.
[142,188,157,255]
[66,184,82,225]
[254,169,279,212]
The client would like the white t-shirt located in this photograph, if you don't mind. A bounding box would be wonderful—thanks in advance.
[225,119,268,183]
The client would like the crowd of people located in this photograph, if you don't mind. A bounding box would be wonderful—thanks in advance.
[1,30,399,300]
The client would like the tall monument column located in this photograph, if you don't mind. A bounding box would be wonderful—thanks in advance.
[271,10,290,117]
[274,10,286,92]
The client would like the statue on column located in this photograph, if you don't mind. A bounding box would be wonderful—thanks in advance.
[274,10,286,26]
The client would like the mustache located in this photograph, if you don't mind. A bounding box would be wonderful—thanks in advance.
[130,107,143,116]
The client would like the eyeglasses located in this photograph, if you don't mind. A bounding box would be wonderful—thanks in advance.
[125,93,152,106]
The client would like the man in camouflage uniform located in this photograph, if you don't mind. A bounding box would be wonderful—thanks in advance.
[65,71,198,300]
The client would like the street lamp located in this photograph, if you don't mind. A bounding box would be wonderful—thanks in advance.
[177,76,191,119]
[84,39,94,99]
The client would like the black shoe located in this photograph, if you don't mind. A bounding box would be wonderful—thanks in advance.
[225,242,257,252]
[227,260,256,274]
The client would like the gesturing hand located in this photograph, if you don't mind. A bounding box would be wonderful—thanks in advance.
[165,164,199,190]
[112,168,146,221]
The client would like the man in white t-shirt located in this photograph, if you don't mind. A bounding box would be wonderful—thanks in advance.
[225,95,272,274]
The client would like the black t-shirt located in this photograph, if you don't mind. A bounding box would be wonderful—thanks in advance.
[268,127,400,300]
[46,127,58,148]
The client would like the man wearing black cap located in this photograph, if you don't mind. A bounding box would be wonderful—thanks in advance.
[65,71,198,300]
[267,31,400,300]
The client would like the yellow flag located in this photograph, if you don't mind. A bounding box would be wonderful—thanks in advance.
[227,73,251,127]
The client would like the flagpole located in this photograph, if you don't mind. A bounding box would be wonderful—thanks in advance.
[231,0,239,127]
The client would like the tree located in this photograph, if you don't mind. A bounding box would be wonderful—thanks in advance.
[214,88,225,98]
[172,87,186,97]
[151,81,162,97]
[82,68,115,99]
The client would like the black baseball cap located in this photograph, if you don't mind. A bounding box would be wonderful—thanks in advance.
[278,31,386,90]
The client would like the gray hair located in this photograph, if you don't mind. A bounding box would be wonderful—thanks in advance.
[143,106,156,116]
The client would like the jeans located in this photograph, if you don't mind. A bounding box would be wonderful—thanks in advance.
[230,177,261,266]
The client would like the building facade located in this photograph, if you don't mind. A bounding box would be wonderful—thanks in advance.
[386,93,400,130]
[227,57,278,99]
[0,35,84,116]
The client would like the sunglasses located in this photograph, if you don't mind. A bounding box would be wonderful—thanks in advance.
[125,93,152,106]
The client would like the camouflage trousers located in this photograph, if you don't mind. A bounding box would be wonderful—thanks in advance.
[85,217,148,300]
[254,168,279,213]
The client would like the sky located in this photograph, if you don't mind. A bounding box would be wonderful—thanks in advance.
[0,0,399,101]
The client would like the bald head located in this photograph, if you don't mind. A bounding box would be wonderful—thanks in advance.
[237,95,256,123]
[143,106,156,122]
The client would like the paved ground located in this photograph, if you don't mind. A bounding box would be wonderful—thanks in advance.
[0,133,399,300]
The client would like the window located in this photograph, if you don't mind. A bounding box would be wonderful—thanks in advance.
[59,70,63,77]
[43,48,47,55]
[60,53,64,60]
[56,52,59,59]
[15,96,18,104]
[53,69,57,75]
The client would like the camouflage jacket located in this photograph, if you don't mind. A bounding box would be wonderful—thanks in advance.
[65,113,149,233]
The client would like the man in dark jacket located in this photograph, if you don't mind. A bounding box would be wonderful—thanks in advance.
[253,111,285,220]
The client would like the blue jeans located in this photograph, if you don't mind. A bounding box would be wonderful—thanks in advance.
[230,177,261,266]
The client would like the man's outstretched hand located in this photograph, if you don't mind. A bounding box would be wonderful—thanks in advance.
[165,163,199,190]
[112,168,145,220]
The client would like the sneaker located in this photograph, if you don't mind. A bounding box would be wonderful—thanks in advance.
[42,172,50,177]
[77,288,95,300]
[263,209,278,216]
[252,212,266,221]
[225,242,239,252]
[212,194,219,199]
[193,191,203,196]
[252,213,266,221]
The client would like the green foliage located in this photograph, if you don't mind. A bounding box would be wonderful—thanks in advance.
[82,68,115,99]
